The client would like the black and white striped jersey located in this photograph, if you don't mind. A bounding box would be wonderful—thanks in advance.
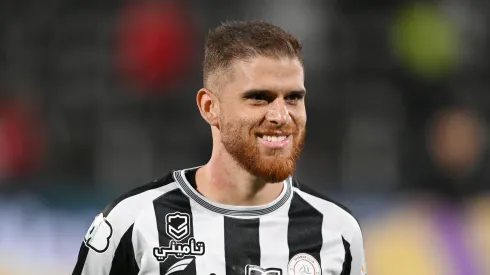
[73,166,367,275]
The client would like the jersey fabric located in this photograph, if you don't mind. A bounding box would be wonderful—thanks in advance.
[73,166,367,275]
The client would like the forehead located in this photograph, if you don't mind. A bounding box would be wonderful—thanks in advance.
[226,56,305,93]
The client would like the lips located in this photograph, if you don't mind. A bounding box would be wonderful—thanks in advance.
[257,134,291,149]
[256,132,293,138]
[261,135,287,142]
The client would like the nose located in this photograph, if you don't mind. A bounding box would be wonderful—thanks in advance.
[265,99,290,126]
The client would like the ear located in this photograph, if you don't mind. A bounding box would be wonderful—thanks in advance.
[196,88,220,127]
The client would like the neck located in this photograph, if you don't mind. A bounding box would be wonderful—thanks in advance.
[195,146,285,206]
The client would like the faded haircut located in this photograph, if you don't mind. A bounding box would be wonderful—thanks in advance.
[203,20,303,89]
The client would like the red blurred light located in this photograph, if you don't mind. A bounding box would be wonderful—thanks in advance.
[0,101,46,179]
[115,1,195,92]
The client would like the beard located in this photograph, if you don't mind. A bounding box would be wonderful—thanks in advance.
[220,116,306,183]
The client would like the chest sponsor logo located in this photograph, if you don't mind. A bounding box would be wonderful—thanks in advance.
[153,237,205,261]
[153,212,206,262]
[287,253,321,275]
[246,265,282,275]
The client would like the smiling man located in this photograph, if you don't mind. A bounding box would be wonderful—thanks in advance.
[73,20,367,275]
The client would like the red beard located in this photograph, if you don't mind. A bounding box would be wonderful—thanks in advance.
[220,117,305,182]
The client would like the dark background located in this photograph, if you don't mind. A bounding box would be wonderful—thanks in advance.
[0,0,489,274]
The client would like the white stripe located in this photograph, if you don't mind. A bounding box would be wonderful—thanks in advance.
[191,199,227,274]
[82,181,178,275]
[294,188,355,275]
[259,198,292,271]
[133,200,161,275]
[319,225,346,274]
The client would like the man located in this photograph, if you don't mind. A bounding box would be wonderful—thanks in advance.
[73,20,366,275]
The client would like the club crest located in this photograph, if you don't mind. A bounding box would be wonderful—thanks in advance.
[166,212,190,241]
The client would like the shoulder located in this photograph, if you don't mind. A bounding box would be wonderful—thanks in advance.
[291,178,362,237]
[101,173,178,219]
[87,173,179,241]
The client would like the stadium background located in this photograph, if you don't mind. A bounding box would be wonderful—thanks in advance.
[1,0,490,274]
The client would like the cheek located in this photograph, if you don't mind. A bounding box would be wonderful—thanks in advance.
[299,113,307,124]
[291,109,307,126]
[237,110,263,128]
[222,113,254,133]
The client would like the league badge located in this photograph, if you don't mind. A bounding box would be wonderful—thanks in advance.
[287,253,321,275]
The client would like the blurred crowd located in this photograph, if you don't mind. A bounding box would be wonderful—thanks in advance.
[0,0,490,274]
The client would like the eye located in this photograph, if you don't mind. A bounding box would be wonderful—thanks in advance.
[244,92,273,103]
[249,93,267,101]
[286,93,305,103]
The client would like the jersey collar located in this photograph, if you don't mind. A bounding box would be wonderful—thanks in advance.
[173,166,293,217]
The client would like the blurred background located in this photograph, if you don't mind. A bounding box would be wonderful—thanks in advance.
[1,0,490,274]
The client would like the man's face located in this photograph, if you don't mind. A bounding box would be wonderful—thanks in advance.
[217,56,307,182]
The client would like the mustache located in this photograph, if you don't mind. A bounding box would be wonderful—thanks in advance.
[255,126,298,136]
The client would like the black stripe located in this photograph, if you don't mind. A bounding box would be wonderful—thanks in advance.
[287,192,323,265]
[109,224,139,275]
[293,178,354,218]
[154,189,196,275]
[72,243,89,275]
[340,236,352,275]
[102,173,174,217]
[224,217,261,275]
[293,178,364,234]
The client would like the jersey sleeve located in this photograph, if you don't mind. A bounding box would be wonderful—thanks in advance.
[72,213,139,275]
[350,221,367,275]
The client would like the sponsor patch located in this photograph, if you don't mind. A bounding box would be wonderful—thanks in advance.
[83,213,113,253]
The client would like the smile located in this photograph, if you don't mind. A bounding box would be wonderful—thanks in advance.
[257,134,291,149]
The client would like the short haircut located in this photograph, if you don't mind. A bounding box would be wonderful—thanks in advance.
[203,20,303,88]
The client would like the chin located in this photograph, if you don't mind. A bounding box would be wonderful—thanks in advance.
[251,157,295,182]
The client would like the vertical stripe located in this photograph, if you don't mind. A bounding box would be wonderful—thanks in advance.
[154,189,196,275]
[340,236,352,275]
[319,227,346,275]
[287,193,323,265]
[109,225,139,275]
[132,202,160,275]
[191,201,226,275]
[224,217,261,275]
[293,188,359,274]
[259,203,290,270]
[73,243,89,274]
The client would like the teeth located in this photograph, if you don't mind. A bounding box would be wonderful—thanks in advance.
[263,135,287,142]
